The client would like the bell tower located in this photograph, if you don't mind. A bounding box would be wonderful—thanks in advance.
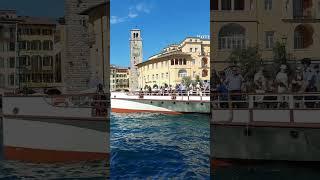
[129,29,143,91]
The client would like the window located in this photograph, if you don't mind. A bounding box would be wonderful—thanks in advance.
[9,42,15,51]
[161,73,164,78]
[218,23,246,50]
[19,56,31,67]
[195,48,198,52]
[166,72,169,78]
[31,40,41,50]
[0,57,4,68]
[179,59,182,65]
[178,69,188,78]
[193,71,196,78]
[9,74,14,86]
[175,59,178,65]
[250,0,254,10]
[190,48,192,52]
[9,57,15,68]
[234,0,245,10]
[212,0,219,10]
[43,40,53,50]
[192,59,196,65]
[42,29,53,35]
[202,69,208,77]
[171,59,174,65]
[222,0,232,10]
[265,31,274,49]
[43,56,53,66]
[264,0,272,10]
[294,24,314,49]
[202,57,208,67]
[0,74,4,88]
[183,59,187,65]
[156,74,158,79]
[152,74,154,80]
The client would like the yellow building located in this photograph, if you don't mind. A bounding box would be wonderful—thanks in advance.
[137,37,210,89]
[211,0,320,70]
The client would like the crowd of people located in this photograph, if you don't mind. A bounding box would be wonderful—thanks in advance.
[142,80,210,96]
[211,58,320,108]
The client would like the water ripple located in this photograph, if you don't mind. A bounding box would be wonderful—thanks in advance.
[110,113,210,179]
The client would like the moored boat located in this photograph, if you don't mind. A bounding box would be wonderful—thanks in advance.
[211,92,320,166]
[111,91,210,114]
[0,92,109,163]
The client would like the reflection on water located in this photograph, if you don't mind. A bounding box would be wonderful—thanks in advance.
[110,113,210,179]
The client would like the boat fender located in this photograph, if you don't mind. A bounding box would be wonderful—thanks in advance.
[12,107,19,115]
[244,127,252,136]
[290,131,299,139]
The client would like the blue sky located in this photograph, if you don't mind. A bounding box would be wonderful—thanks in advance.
[0,0,64,18]
[0,0,210,68]
[111,0,210,67]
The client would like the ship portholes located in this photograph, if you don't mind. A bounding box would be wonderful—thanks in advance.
[173,102,176,104]
[150,101,153,104]
[12,107,19,115]
[290,131,299,139]
[186,102,189,105]
[161,102,164,104]
[201,103,204,106]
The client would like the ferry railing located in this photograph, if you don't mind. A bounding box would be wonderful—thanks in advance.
[44,93,109,117]
[129,90,210,101]
[211,92,320,109]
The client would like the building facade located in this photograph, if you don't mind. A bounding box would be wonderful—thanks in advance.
[110,65,129,91]
[129,29,143,91]
[0,10,64,92]
[63,0,106,93]
[137,37,210,89]
[211,0,320,71]
[80,1,110,90]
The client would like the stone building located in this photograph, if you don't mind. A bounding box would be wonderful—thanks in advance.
[211,0,320,71]
[0,10,64,92]
[63,0,107,93]
[137,37,210,89]
[110,65,130,92]
[80,1,110,90]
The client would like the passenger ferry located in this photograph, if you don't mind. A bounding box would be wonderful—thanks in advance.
[111,90,210,114]
[0,91,109,163]
[211,92,320,166]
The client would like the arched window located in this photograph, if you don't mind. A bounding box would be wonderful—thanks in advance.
[178,69,188,78]
[202,69,208,77]
[294,24,314,49]
[218,23,246,49]
[202,57,208,67]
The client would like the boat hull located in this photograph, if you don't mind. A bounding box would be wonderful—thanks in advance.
[2,116,109,163]
[111,98,210,114]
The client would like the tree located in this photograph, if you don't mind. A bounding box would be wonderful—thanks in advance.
[273,41,287,65]
[228,46,261,79]
[182,76,192,87]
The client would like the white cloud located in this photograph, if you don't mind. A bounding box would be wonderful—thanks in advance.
[111,2,153,24]
[110,16,128,24]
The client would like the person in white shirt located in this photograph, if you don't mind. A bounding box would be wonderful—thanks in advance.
[276,64,289,93]
[254,66,266,92]
[196,82,201,95]
[225,66,244,107]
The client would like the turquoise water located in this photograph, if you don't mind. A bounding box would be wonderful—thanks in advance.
[110,113,210,179]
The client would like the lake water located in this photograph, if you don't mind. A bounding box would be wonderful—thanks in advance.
[110,113,210,179]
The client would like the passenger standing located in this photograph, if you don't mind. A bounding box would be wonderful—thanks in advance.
[225,66,244,108]
[275,64,289,93]
[196,82,201,95]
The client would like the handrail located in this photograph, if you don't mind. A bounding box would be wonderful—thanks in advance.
[211,92,320,109]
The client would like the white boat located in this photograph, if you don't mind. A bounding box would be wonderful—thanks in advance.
[1,93,109,163]
[111,91,210,114]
